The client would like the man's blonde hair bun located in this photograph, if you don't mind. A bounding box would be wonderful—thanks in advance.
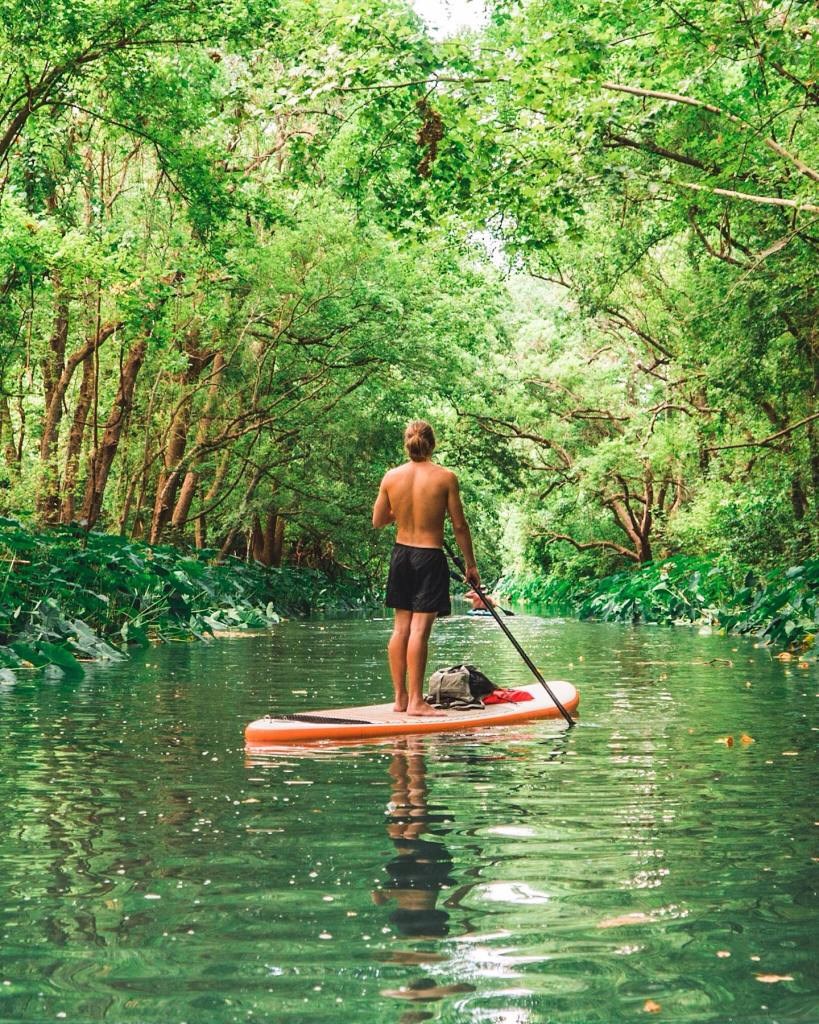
[404,420,436,462]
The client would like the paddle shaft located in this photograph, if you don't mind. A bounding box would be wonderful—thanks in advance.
[445,545,575,727]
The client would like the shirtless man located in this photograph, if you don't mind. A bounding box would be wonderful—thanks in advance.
[372,420,480,716]
[465,589,496,612]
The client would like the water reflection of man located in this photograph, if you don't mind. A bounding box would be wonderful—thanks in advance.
[372,739,456,939]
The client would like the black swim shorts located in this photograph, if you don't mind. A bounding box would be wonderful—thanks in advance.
[385,543,451,617]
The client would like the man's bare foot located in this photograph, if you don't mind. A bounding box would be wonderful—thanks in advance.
[393,701,408,713]
[405,703,446,717]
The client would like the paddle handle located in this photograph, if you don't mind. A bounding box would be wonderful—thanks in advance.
[445,544,575,727]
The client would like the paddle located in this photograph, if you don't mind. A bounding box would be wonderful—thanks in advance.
[445,542,575,728]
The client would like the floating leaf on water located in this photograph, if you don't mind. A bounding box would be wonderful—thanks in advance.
[775,652,793,661]
[740,734,755,745]
[643,1000,662,1013]
[755,974,793,983]
[716,950,731,958]
[716,736,734,747]
[781,751,799,756]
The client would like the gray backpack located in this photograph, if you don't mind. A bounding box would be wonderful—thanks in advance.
[425,665,485,710]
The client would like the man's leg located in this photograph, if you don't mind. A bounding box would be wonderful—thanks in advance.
[388,609,413,712]
[406,611,444,716]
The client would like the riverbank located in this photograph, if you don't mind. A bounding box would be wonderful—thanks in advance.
[0,517,377,680]
[500,556,818,654]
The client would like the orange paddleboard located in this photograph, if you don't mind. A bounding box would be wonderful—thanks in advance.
[245,681,579,745]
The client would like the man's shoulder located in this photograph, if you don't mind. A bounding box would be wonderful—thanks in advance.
[433,464,458,485]
[386,461,456,485]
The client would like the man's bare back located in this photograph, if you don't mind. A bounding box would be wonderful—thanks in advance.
[373,461,470,551]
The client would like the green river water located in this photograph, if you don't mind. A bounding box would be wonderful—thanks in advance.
[0,612,816,1024]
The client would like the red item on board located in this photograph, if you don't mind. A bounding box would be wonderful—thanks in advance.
[484,689,535,704]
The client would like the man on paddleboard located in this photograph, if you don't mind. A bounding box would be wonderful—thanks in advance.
[465,588,496,612]
[372,420,480,716]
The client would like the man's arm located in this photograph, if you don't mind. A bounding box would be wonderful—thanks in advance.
[372,478,396,528]
[447,474,480,587]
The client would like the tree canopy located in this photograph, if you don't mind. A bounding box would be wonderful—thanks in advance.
[0,0,816,583]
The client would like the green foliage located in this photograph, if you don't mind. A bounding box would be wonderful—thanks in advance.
[0,0,815,629]
[0,517,375,680]
[411,0,818,582]
[501,556,819,651]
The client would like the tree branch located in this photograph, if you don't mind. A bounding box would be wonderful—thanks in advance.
[673,179,819,213]
[708,412,819,451]
[602,81,819,184]
[604,308,675,360]
[604,129,720,173]
[548,532,640,561]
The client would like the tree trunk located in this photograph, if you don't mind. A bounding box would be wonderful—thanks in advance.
[149,340,214,544]
[791,476,807,520]
[218,467,264,561]
[250,514,265,563]
[166,353,225,537]
[171,468,200,533]
[59,354,94,524]
[271,514,285,567]
[38,321,120,521]
[0,395,17,467]
[194,449,230,549]
[260,511,276,566]
[118,474,139,537]
[256,510,285,567]
[808,418,819,508]
[36,292,70,522]
[80,340,147,530]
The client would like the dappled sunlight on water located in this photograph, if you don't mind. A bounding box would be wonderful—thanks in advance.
[0,613,816,1022]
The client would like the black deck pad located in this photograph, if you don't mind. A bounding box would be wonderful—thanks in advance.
[268,713,374,725]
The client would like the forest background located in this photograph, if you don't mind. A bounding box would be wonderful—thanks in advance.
[0,0,817,665]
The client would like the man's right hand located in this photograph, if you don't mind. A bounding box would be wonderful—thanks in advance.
[465,564,480,588]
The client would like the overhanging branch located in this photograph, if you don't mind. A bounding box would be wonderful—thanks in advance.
[708,412,819,451]
[547,532,640,561]
[602,81,819,185]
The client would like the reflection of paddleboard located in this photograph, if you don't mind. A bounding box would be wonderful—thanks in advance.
[245,681,579,745]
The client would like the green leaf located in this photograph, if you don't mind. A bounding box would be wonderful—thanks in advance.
[35,641,84,677]
[9,641,48,667]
